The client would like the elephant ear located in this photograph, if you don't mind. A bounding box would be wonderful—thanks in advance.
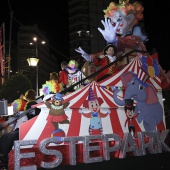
[121,71,134,88]
[145,86,158,104]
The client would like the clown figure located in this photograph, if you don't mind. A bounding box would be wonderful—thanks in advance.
[45,93,70,136]
[59,60,90,93]
[124,99,139,138]
[75,1,148,73]
[79,86,110,135]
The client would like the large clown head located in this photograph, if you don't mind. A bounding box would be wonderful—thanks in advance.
[104,1,144,36]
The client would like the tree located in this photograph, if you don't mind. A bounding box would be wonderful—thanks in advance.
[0,73,32,104]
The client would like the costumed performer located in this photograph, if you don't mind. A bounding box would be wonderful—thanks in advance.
[59,60,90,93]
[42,72,63,96]
[77,43,121,82]
[59,61,68,89]
[0,89,40,167]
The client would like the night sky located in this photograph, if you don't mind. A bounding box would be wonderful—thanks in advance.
[0,0,70,61]
[0,0,170,71]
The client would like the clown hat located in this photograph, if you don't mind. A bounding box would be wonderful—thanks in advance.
[54,93,63,101]
[67,60,78,70]
[124,99,135,110]
[103,44,117,55]
[88,86,97,101]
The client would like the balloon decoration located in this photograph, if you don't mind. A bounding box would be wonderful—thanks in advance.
[141,55,160,78]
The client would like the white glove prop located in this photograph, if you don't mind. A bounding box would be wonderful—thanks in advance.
[75,47,92,62]
[98,17,120,43]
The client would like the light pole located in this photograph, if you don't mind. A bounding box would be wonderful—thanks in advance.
[28,37,45,96]
[27,57,39,96]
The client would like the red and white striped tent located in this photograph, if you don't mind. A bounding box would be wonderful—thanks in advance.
[98,52,165,130]
[19,53,166,148]
[99,52,162,90]
[20,81,124,148]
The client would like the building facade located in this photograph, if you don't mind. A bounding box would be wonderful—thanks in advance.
[17,25,58,94]
[68,0,111,61]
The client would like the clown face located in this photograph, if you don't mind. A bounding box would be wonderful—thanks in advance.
[110,10,135,36]
[88,100,100,112]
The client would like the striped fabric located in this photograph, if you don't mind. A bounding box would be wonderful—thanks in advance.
[19,53,165,148]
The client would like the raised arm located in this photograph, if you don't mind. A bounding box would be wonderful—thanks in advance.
[98,17,120,44]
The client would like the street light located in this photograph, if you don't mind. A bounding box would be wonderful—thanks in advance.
[27,57,39,96]
[27,57,39,66]
[27,37,46,96]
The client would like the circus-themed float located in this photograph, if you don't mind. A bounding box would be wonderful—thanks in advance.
[6,0,170,169]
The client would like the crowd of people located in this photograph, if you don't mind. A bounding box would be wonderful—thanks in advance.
[41,59,93,96]
[0,89,41,168]
[40,41,125,97]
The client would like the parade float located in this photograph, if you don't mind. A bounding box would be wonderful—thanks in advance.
[6,0,170,169]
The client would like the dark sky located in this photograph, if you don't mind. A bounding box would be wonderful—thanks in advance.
[0,0,170,71]
[0,0,70,61]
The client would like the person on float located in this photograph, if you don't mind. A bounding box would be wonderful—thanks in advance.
[45,92,69,137]
[41,72,63,96]
[59,60,90,93]
[79,86,110,135]
[59,61,68,89]
[24,89,41,120]
[77,43,120,82]
[75,1,148,74]
[124,99,139,138]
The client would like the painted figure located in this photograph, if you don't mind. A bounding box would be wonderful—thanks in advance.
[79,86,110,135]
[45,93,69,137]
[113,68,163,131]
[124,99,139,138]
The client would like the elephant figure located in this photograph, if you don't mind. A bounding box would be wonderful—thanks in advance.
[113,71,163,131]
